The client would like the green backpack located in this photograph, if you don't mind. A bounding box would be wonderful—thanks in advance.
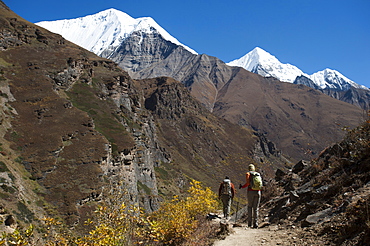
[249,171,262,190]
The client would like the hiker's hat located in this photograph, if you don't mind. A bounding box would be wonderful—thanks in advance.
[248,164,255,171]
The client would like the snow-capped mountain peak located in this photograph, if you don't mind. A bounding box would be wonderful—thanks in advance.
[310,68,368,91]
[227,47,368,91]
[36,8,197,55]
[238,47,279,67]
[227,47,276,71]
[227,47,307,83]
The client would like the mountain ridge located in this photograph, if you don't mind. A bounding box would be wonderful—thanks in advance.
[36,8,197,56]
[228,47,368,91]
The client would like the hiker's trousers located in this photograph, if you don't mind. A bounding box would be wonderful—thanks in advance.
[220,194,232,218]
[247,190,261,227]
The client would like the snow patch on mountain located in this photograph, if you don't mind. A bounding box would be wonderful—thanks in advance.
[36,8,197,56]
[228,47,368,91]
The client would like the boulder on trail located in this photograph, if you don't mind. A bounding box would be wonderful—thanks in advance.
[292,160,309,174]
[301,208,333,227]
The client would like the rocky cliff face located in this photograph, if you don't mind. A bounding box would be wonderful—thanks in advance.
[101,30,181,76]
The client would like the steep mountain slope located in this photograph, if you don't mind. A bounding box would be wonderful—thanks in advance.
[213,68,364,161]
[0,4,143,229]
[0,2,279,234]
[103,30,198,80]
[320,86,370,111]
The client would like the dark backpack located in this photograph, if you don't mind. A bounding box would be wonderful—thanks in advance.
[221,181,232,196]
[249,171,262,190]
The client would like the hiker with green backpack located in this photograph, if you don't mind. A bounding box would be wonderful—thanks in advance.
[239,164,263,228]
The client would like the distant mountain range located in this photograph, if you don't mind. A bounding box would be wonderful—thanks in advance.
[36,9,368,93]
[228,47,369,91]
[36,8,367,161]
[227,48,370,110]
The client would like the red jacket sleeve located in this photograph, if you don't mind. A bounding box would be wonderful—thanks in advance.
[241,172,251,189]
[231,183,236,198]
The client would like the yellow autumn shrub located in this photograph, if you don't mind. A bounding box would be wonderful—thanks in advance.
[0,180,219,245]
[77,202,140,246]
[140,179,220,245]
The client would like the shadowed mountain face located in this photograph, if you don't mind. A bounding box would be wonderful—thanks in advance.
[107,33,364,161]
[212,68,364,161]
[1,2,282,231]
[320,87,370,111]
[135,77,274,193]
[294,75,370,111]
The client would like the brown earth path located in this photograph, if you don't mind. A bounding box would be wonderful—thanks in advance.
[213,223,298,246]
[212,221,322,246]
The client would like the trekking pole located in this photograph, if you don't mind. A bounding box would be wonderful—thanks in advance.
[235,201,239,223]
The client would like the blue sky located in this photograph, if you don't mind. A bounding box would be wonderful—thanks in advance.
[4,0,370,88]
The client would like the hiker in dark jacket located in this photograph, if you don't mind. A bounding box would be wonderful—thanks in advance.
[218,176,236,219]
[239,164,262,228]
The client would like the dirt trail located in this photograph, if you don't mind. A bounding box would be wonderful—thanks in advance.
[212,222,306,246]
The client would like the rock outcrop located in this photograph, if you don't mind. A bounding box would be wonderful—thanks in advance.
[101,30,181,76]
[261,119,370,245]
